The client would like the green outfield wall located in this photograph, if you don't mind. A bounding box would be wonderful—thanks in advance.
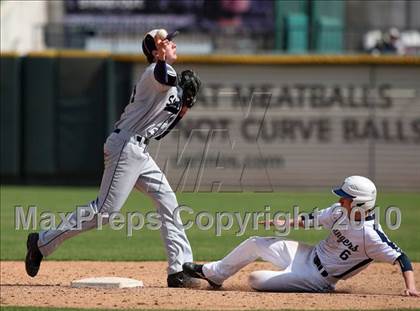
[1,55,21,179]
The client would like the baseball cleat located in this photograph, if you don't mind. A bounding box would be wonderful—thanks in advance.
[182,262,222,289]
[167,271,200,288]
[25,233,43,277]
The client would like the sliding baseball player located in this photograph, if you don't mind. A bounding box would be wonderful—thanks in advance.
[184,176,419,296]
[26,28,201,288]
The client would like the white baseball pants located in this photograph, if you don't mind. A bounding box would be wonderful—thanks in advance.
[38,129,193,274]
[203,236,336,292]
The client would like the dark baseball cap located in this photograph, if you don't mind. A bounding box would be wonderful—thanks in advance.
[142,29,179,62]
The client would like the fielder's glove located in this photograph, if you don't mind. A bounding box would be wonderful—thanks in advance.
[179,70,201,108]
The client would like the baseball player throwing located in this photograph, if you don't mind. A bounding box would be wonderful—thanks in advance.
[25,29,201,288]
[183,176,419,296]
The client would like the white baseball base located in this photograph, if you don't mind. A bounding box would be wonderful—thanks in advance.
[71,277,144,289]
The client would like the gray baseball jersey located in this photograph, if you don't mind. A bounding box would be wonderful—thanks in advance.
[115,63,181,138]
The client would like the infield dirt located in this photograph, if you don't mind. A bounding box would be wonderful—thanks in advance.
[1,261,419,310]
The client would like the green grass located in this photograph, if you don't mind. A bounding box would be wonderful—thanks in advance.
[1,186,419,261]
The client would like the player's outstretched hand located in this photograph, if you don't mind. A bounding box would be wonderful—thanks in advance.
[154,37,169,61]
[404,288,420,297]
[258,219,287,227]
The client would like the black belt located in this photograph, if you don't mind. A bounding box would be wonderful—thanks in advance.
[113,129,149,145]
[313,254,329,277]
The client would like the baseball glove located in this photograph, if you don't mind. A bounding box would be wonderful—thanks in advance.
[179,70,201,108]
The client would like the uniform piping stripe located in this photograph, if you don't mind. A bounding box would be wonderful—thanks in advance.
[39,229,69,249]
[154,114,181,140]
[373,225,400,252]
[362,226,369,258]
[98,140,127,213]
[39,140,127,250]
[333,258,373,279]
[151,114,177,140]
[365,215,375,221]
[167,72,177,86]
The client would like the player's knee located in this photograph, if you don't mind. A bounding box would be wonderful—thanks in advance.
[148,191,177,214]
[155,190,177,206]
[245,236,260,245]
[248,271,268,291]
[245,236,265,254]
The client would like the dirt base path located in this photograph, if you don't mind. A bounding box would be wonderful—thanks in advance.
[1,261,419,310]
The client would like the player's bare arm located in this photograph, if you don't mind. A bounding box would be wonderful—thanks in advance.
[258,218,305,228]
[403,270,419,296]
[396,253,419,297]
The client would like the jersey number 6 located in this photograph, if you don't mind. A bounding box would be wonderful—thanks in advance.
[339,249,351,260]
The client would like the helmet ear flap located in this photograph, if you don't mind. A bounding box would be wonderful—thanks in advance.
[351,199,375,211]
[351,200,363,209]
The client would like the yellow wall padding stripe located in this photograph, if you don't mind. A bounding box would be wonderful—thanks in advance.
[114,54,420,65]
[26,50,111,58]
[2,50,420,65]
[0,52,19,57]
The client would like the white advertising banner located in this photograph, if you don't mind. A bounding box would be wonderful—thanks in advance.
[134,64,420,191]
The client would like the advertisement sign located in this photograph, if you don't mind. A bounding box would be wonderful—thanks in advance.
[135,64,420,190]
